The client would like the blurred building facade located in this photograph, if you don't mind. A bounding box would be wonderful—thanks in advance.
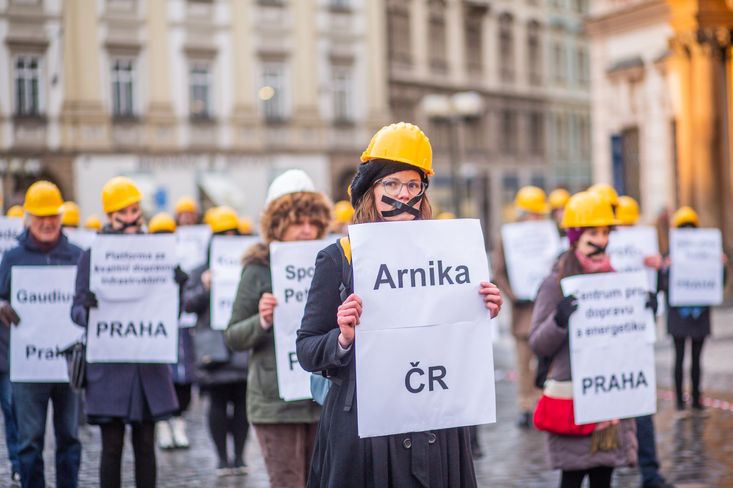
[587,0,733,251]
[376,0,593,237]
[0,0,388,218]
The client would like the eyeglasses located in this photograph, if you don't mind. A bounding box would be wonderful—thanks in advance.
[378,178,426,198]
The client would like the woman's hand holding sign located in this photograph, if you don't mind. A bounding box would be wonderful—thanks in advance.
[337,293,362,348]
[259,293,278,331]
[479,282,503,319]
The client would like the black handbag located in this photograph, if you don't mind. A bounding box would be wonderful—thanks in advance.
[62,338,87,392]
[193,327,230,370]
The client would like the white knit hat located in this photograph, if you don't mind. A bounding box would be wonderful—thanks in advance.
[265,169,316,204]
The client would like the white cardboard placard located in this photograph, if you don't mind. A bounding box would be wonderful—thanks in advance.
[500,220,561,300]
[669,228,723,306]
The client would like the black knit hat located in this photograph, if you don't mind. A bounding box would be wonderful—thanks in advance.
[349,160,429,207]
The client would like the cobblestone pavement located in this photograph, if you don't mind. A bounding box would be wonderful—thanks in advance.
[2,307,732,487]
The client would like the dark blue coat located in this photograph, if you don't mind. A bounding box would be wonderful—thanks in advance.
[0,230,82,373]
[296,243,477,488]
[71,238,178,423]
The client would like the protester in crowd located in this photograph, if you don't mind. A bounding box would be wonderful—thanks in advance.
[238,217,254,236]
[60,202,81,229]
[148,212,194,450]
[0,182,83,488]
[71,177,179,488]
[493,185,550,430]
[295,122,503,488]
[225,169,329,488]
[651,206,728,413]
[175,197,200,226]
[183,206,249,476]
[329,200,354,235]
[6,206,24,218]
[549,188,570,236]
[615,196,674,488]
[529,191,639,488]
[83,215,102,232]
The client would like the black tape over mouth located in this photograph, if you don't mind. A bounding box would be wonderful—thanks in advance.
[585,241,607,258]
[380,195,422,219]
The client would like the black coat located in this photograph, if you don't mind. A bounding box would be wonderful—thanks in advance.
[296,243,477,488]
[658,266,712,340]
[71,232,179,423]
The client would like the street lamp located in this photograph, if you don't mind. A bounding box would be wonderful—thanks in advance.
[421,91,484,216]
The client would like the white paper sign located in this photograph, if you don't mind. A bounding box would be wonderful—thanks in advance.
[90,235,178,301]
[669,228,723,306]
[87,288,179,363]
[64,228,97,250]
[87,235,179,363]
[607,226,659,291]
[270,239,330,401]
[500,221,561,300]
[209,236,260,330]
[350,219,496,437]
[10,266,81,382]
[0,217,23,259]
[561,271,657,424]
[176,225,212,273]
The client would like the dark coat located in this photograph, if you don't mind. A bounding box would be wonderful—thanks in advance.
[296,243,477,488]
[71,239,178,423]
[529,260,637,471]
[183,263,248,387]
[0,230,83,373]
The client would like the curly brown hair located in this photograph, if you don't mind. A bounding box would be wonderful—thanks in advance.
[259,192,332,244]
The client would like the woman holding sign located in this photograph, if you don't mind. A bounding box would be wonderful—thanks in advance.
[225,170,330,488]
[71,177,178,488]
[529,191,638,488]
[296,123,503,488]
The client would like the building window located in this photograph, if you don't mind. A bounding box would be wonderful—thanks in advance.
[260,62,287,123]
[332,65,353,123]
[14,55,42,116]
[577,46,589,86]
[529,112,544,156]
[574,0,589,14]
[465,14,483,77]
[465,116,485,152]
[428,14,448,74]
[499,14,515,83]
[527,21,542,86]
[190,62,213,119]
[579,114,591,160]
[111,59,135,117]
[329,0,349,9]
[500,110,517,155]
[387,7,411,67]
[552,41,565,85]
[556,113,568,160]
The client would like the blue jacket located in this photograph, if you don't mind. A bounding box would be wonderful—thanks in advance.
[71,234,178,422]
[0,230,83,373]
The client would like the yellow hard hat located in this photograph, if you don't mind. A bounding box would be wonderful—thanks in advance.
[588,183,619,207]
[148,212,177,234]
[202,207,217,226]
[175,196,199,215]
[23,181,64,217]
[515,186,550,215]
[561,191,618,229]
[238,217,254,235]
[6,205,24,218]
[549,189,571,210]
[436,211,456,220]
[61,201,81,227]
[616,196,640,226]
[102,176,143,214]
[333,200,355,224]
[84,215,103,231]
[672,206,700,228]
[360,122,434,176]
[208,206,239,234]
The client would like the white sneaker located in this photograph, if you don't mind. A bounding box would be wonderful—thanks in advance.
[170,417,190,448]
[156,421,174,449]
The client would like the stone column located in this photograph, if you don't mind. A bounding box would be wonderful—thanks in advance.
[145,0,176,150]
[366,0,390,129]
[292,0,320,125]
[230,0,259,149]
[668,36,694,206]
[410,0,428,80]
[445,0,465,85]
[60,0,108,149]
